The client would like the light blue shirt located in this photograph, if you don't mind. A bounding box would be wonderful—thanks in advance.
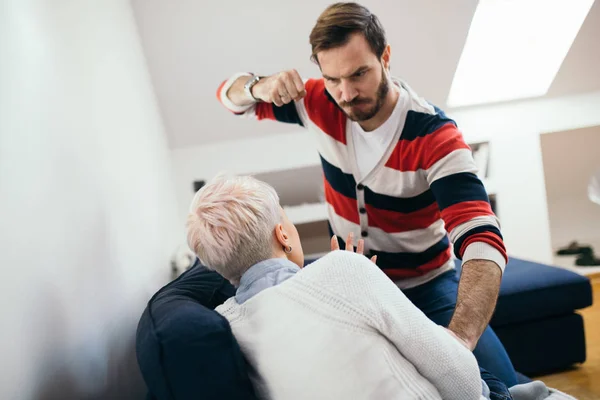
[235,258,301,304]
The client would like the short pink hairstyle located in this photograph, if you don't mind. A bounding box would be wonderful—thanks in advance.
[186,174,281,285]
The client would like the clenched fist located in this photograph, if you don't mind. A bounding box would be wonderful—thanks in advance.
[253,69,306,107]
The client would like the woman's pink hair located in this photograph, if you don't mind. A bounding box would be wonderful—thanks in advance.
[186,174,281,285]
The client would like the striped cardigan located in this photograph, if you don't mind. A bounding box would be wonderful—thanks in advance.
[217,74,507,288]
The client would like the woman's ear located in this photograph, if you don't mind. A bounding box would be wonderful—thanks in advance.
[274,223,289,248]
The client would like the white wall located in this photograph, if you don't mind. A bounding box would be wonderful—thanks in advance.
[450,91,600,264]
[172,91,600,265]
[0,1,180,399]
[540,126,600,249]
[171,130,322,223]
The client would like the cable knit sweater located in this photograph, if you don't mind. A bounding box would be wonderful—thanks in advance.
[216,250,483,400]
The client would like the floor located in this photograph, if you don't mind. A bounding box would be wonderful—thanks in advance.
[537,275,600,399]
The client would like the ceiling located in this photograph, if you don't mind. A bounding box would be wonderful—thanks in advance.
[132,0,600,148]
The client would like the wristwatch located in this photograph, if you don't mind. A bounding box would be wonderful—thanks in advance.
[244,75,262,102]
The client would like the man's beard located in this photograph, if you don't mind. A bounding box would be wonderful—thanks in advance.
[339,68,390,122]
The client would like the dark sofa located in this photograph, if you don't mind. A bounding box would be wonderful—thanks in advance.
[136,264,258,400]
[136,256,593,399]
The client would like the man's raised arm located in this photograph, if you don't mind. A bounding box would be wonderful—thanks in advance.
[223,70,306,107]
[217,70,308,126]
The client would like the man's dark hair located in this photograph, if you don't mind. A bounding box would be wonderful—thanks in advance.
[309,2,387,64]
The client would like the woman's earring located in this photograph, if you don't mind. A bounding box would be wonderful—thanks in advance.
[284,245,293,254]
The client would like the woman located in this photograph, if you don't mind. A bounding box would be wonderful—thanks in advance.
[186,173,487,400]
[186,174,573,400]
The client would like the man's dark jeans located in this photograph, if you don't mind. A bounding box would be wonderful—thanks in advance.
[403,269,517,399]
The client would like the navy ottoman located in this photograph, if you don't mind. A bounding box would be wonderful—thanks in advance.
[457,257,593,376]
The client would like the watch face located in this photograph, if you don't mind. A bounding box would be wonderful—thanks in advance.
[247,76,259,87]
[244,76,259,100]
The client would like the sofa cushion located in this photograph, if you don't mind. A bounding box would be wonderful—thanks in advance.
[456,257,593,327]
[136,261,258,400]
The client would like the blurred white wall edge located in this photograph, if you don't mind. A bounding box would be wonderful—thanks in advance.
[0,0,181,398]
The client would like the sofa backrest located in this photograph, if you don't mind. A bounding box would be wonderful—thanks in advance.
[136,262,258,400]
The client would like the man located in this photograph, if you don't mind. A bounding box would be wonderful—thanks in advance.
[216,1,518,389]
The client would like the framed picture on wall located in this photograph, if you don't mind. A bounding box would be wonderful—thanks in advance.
[489,193,498,216]
[470,141,490,179]
[193,180,206,193]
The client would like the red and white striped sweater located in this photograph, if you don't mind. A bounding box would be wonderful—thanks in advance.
[217,74,507,288]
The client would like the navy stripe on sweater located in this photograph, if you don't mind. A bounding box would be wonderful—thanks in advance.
[335,234,450,270]
[364,187,436,214]
[320,155,357,199]
[272,102,304,126]
[430,172,489,210]
[400,109,457,141]
[321,155,437,213]
[453,225,503,259]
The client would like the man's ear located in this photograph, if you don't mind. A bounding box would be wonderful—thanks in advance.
[381,44,391,71]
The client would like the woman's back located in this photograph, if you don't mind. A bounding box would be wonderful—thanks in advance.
[216,251,483,400]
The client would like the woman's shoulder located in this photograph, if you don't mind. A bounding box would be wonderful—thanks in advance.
[301,250,380,282]
[295,251,388,313]
[311,250,376,268]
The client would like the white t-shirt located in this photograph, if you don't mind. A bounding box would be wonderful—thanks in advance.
[351,86,407,180]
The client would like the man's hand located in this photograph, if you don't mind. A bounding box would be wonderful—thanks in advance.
[331,233,378,264]
[252,70,306,106]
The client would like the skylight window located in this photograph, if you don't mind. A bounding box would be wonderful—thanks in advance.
[447,0,595,108]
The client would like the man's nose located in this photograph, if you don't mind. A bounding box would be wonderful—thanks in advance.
[340,80,358,103]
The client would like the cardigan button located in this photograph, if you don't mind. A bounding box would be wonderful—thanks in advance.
[361,230,368,237]
[359,207,366,214]
[357,183,364,190]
